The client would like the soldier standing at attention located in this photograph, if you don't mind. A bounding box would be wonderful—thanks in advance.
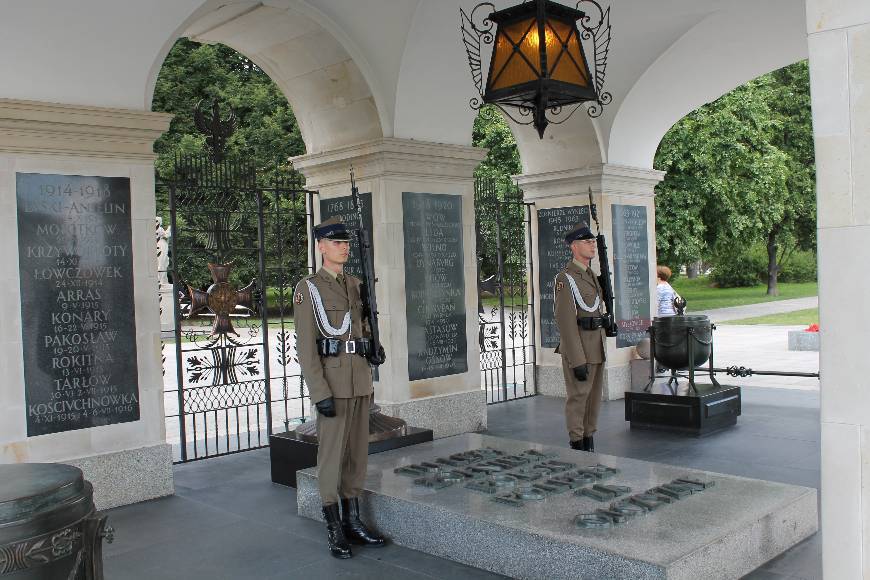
[554,223,607,452]
[294,216,386,559]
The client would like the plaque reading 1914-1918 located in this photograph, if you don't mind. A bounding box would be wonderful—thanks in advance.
[16,173,140,436]
[319,192,373,280]
[537,206,590,349]
[403,192,467,381]
[611,204,651,348]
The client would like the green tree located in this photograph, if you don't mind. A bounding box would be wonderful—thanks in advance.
[151,39,307,291]
[653,61,815,294]
[472,106,524,285]
[152,39,305,182]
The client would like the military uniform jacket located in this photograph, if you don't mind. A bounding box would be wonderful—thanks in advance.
[554,260,606,367]
[294,268,374,404]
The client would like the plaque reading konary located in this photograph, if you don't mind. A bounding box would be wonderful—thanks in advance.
[17,173,140,436]
[319,192,373,280]
[537,206,589,349]
[611,204,651,348]
[403,192,467,381]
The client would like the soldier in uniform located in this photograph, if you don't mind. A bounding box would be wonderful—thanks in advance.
[554,223,607,452]
[294,216,386,559]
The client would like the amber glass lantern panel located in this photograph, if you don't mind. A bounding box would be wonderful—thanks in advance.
[546,19,590,87]
[487,18,541,92]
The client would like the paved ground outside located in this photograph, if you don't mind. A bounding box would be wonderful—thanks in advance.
[696,296,819,391]
[104,387,820,580]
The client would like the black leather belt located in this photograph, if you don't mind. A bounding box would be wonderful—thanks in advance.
[317,337,373,357]
[578,317,606,330]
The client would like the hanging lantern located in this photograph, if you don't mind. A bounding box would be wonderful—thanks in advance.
[461,0,612,138]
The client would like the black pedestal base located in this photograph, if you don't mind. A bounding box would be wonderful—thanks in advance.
[270,427,434,487]
[624,383,741,436]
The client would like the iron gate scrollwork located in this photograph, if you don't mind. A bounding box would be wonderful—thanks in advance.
[159,151,316,462]
[475,177,536,404]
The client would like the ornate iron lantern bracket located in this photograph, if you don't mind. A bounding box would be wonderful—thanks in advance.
[460,0,612,137]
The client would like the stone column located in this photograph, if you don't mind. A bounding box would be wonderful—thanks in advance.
[292,138,487,438]
[0,99,173,509]
[516,164,664,401]
[805,2,870,576]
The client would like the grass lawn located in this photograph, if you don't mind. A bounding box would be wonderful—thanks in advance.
[671,276,817,311]
[721,308,819,326]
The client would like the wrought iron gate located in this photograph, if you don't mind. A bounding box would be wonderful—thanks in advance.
[159,155,316,462]
[475,177,537,404]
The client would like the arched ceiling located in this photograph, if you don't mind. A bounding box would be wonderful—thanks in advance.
[0,0,808,168]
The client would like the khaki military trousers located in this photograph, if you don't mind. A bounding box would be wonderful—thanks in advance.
[561,358,604,442]
[316,394,371,505]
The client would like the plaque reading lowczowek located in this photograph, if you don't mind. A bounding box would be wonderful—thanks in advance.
[403,192,467,381]
[611,204,651,348]
[17,173,140,436]
[536,206,590,349]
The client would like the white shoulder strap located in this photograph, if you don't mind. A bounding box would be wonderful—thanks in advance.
[564,273,601,313]
[306,280,351,338]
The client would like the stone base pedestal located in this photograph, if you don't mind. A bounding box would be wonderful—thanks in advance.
[377,389,486,439]
[788,331,820,351]
[297,434,817,580]
[158,283,175,334]
[624,383,742,437]
[65,443,174,510]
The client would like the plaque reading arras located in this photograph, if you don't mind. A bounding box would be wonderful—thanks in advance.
[537,206,589,349]
[319,192,373,280]
[17,173,140,436]
[611,204,651,348]
[403,192,467,380]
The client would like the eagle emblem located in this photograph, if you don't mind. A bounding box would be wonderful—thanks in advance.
[294,291,304,305]
[556,280,565,293]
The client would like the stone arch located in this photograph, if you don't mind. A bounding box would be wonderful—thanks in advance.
[607,0,808,168]
[147,0,387,155]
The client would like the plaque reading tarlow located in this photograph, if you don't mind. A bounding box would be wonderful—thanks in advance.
[403,192,467,381]
[17,173,140,436]
[537,206,590,349]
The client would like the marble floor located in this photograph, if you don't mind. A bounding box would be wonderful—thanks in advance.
[104,387,821,580]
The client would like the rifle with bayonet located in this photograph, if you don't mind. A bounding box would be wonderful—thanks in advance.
[588,187,618,338]
[350,168,385,366]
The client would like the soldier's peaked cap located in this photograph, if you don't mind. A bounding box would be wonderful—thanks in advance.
[565,222,595,244]
[314,216,352,241]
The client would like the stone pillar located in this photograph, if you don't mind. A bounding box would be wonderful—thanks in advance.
[0,99,173,509]
[292,138,487,438]
[516,164,664,401]
[805,2,870,577]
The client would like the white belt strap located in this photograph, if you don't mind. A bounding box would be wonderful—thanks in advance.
[306,280,351,338]
[563,274,601,313]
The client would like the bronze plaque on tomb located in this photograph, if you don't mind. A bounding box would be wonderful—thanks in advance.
[403,192,467,381]
[536,206,590,349]
[16,173,140,436]
[319,192,373,280]
[611,204,651,348]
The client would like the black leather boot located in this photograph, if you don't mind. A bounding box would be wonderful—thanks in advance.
[323,503,352,559]
[341,497,386,547]
[582,436,595,452]
[569,439,584,450]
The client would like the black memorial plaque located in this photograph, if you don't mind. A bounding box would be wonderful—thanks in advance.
[611,204,651,348]
[319,192,373,280]
[403,192,467,381]
[537,206,589,349]
[16,173,140,436]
